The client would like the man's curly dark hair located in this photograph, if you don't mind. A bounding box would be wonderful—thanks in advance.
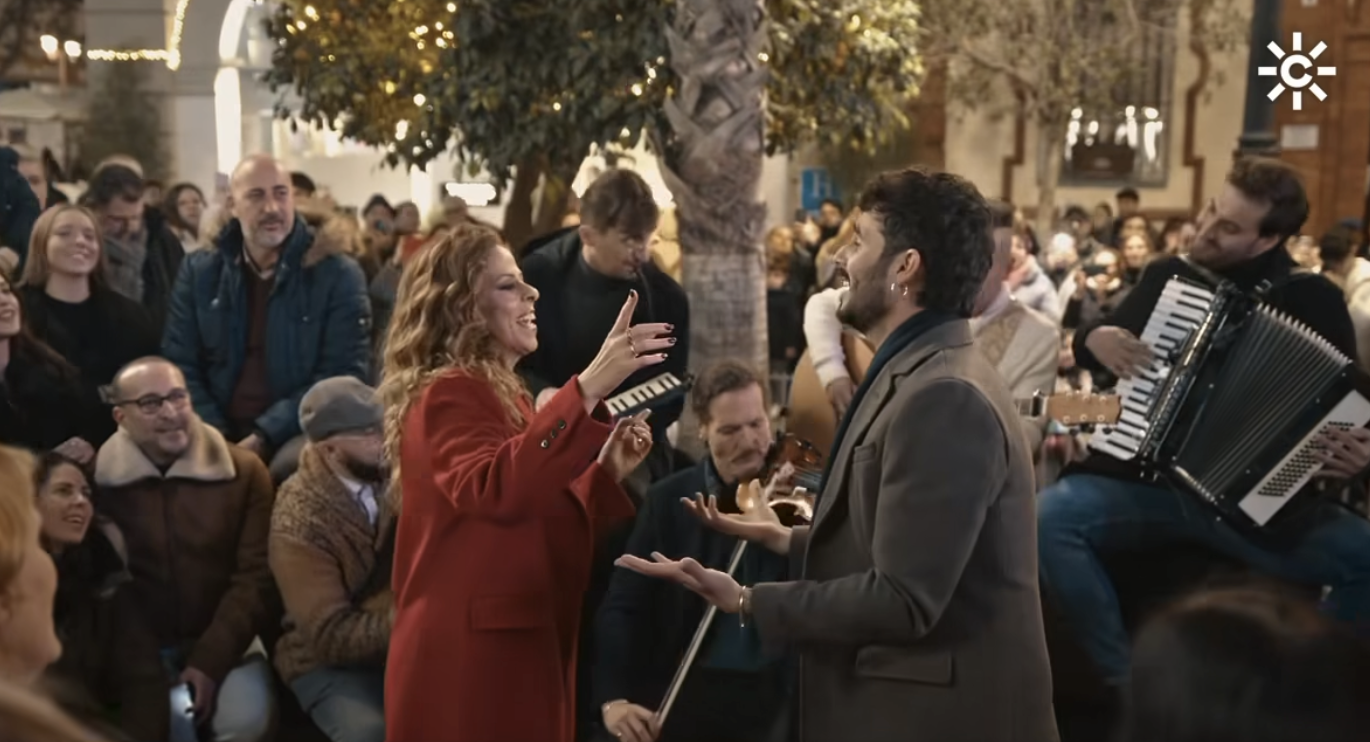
[857,167,994,318]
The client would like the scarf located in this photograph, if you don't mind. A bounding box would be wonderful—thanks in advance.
[103,231,148,303]
[816,309,955,496]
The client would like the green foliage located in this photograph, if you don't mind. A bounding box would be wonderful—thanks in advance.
[76,62,170,180]
[263,0,923,182]
[818,128,925,205]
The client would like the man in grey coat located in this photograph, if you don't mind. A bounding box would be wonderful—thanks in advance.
[619,168,1058,742]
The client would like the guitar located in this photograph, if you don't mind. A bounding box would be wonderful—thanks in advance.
[787,332,1121,452]
[787,333,874,455]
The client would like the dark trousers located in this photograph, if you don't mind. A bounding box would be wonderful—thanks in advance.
[661,668,787,742]
[587,669,787,742]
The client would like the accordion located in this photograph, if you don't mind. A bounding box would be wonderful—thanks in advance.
[605,372,691,418]
[1089,275,1370,529]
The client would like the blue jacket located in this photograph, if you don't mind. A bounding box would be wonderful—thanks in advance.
[161,212,372,445]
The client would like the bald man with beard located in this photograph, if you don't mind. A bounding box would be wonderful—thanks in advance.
[162,154,372,483]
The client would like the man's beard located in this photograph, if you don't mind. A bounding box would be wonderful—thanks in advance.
[341,456,386,484]
[247,220,289,249]
[836,280,889,335]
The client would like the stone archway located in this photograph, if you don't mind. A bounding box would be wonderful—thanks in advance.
[169,0,271,190]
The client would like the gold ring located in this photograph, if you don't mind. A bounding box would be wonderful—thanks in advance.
[627,332,638,357]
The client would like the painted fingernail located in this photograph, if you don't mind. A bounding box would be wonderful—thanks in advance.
[669,337,678,345]
[666,324,675,330]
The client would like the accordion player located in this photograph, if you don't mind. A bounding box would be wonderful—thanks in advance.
[1089,272,1370,530]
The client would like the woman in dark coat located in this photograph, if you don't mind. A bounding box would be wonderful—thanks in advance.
[34,452,167,742]
[0,273,90,458]
[18,205,159,447]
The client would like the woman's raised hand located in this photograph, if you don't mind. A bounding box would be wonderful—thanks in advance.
[578,290,674,403]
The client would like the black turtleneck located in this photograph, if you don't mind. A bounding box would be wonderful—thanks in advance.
[564,256,641,375]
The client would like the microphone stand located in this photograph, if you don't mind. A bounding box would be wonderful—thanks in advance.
[653,538,748,728]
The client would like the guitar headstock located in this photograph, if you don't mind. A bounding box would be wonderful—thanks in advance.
[1041,391,1122,427]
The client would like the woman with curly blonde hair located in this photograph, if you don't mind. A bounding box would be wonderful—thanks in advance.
[379,223,670,742]
[0,445,59,685]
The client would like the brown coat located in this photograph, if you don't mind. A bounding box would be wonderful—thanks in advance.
[750,320,1058,742]
[94,418,278,685]
[270,444,393,684]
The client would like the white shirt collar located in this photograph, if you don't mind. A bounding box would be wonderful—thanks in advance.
[338,474,379,526]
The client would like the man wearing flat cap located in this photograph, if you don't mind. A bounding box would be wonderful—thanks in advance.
[269,376,393,742]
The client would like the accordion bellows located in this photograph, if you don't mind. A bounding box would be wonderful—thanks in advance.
[1090,276,1370,529]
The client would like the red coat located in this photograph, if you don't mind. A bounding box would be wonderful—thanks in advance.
[385,371,636,742]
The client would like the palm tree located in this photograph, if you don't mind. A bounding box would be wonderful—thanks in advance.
[655,0,769,451]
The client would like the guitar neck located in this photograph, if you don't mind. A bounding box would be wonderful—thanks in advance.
[1015,391,1122,427]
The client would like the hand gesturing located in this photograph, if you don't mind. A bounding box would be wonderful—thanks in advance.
[614,552,744,613]
[599,410,653,483]
[579,290,674,402]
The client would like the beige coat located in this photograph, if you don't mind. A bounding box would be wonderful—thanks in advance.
[750,320,1059,742]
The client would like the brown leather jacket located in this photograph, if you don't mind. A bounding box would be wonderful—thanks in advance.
[94,418,278,685]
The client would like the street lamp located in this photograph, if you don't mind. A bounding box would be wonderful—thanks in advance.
[39,34,83,91]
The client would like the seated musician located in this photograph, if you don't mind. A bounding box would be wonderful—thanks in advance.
[593,360,791,742]
[796,199,1058,449]
[1038,156,1370,690]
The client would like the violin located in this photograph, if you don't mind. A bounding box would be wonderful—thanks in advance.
[744,433,823,524]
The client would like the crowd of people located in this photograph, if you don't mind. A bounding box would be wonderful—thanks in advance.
[1,139,1369,742]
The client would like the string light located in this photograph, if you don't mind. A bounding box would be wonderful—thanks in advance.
[87,49,173,62]
[85,0,189,69]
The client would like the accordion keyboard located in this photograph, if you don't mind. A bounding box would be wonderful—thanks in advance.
[606,373,687,418]
[1089,279,1216,461]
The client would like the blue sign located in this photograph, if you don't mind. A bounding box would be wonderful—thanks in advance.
[800,168,836,213]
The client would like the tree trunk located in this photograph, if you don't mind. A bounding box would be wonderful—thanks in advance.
[1034,121,1065,242]
[657,0,770,457]
[531,163,576,239]
[504,156,544,252]
[503,155,580,253]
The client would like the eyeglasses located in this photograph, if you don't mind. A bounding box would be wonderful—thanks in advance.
[113,389,190,415]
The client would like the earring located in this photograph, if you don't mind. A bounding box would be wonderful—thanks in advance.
[889,283,898,293]
[902,285,909,297]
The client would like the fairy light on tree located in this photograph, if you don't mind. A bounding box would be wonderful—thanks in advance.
[263,0,922,247]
